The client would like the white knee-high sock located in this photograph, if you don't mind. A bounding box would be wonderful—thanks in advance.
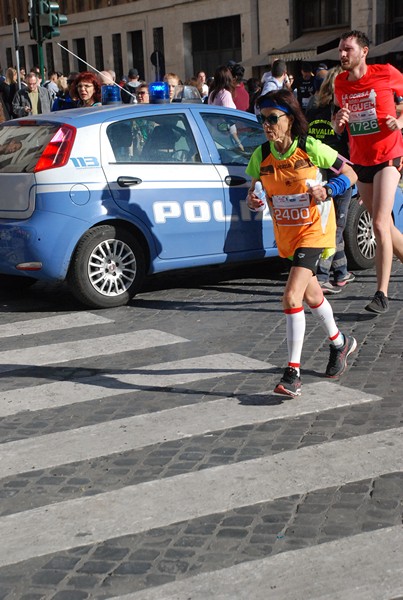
[285,307,305,373]
[309,297,344,347]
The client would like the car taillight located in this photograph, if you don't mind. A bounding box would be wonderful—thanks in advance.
[33,124,76,172]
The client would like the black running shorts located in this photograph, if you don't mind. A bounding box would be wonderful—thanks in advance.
[291,247,324,275]
[353,157,403,184]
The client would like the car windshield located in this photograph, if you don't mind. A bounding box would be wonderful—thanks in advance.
[0,122,60,173]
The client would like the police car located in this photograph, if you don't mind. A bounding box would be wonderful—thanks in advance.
[0,86,401,308]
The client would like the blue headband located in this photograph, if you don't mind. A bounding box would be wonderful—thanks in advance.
[259,98,291,113]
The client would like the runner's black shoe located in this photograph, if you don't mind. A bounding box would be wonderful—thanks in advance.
[325,335,357,378]
[274,367,301,397]
[365,291,389,314]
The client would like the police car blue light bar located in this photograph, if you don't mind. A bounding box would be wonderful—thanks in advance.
[149,82,170,104]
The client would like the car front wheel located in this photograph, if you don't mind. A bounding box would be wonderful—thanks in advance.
[68,225,146,308]
[344,197,376,270]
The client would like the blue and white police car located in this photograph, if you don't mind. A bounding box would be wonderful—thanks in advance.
[0,88,401,308]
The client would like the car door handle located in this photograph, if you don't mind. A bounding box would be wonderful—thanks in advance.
[224,175,247,187]
[117,176,142,187]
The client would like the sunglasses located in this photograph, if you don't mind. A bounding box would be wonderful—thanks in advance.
[259,113,288,126]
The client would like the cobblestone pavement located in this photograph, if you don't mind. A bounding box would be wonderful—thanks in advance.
[0,259,402,599]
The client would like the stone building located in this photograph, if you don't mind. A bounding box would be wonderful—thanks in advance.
[0,0,402,80]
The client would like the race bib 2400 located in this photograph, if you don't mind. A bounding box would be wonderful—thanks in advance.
[271,193,312,226]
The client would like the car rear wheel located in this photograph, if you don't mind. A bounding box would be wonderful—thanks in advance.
[344,197,376,270]
[68,225,146,308]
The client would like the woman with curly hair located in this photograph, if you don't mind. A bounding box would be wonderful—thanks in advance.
[70,71,101,107]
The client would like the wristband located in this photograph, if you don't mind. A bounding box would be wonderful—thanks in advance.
[327,174,351,197]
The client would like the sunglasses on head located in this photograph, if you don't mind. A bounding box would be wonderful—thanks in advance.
[259,113,288,126]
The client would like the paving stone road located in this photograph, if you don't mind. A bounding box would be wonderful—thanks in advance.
[0,259,402,600]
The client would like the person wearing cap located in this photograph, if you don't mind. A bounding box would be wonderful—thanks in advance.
[121,68,141,104]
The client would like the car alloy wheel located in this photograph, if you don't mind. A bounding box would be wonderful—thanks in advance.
[68,225,146,308]
[88,238,137,297]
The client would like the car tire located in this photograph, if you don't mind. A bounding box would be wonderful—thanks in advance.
[344,197,376,270]
[67,225,146,309]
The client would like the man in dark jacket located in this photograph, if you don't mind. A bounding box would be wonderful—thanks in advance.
[12,72,54,117]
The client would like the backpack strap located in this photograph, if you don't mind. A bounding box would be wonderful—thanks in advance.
[261,140,272,162]
[298,134,307,152]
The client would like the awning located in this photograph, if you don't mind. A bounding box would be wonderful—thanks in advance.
[242,29,345,66]
[241,52,273,68]
[369,34,403,58]
[267,29,345,62]
[311,47,341,62]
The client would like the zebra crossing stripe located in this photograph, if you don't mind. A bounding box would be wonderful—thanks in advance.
[0,381,380,478]
[0,330,188,374]
[0,353,271,417]
[0,312,113,339]
[107,525,403,600]
[0,427,401,567]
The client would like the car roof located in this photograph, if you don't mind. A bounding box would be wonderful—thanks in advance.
[8,103,252,128]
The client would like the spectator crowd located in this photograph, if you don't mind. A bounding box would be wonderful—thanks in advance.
[0,59,308,120]
[1,37,402,323]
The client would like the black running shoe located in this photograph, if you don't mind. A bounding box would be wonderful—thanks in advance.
[274,367,301,397]
[325,335,357,378]
[365,291,389,314]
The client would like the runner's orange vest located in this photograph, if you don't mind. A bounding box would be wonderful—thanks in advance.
[260,145,336,258]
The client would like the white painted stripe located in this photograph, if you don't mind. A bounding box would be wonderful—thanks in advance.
[0,427,401,567]
[0,330,188,374]
[109,526,403,600]
[0,382,380,478]
[0,353,270,417]
[0,312,113,339]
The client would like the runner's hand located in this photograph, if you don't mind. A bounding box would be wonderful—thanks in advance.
[333,105,350,133]
[385,114,402,131]
[309,184,327,204]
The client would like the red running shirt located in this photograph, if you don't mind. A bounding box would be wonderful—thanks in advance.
[334,64,403,166]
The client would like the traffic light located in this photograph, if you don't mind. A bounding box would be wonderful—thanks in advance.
[38,0,68,41]
[28,0,39,42]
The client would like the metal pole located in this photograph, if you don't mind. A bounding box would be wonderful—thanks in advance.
[12,18,21,89]
[38,43,44,83]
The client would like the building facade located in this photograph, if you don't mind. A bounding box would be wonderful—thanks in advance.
[0,0,402,80]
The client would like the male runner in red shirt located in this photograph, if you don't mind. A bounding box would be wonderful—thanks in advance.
[333,30,403,313]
